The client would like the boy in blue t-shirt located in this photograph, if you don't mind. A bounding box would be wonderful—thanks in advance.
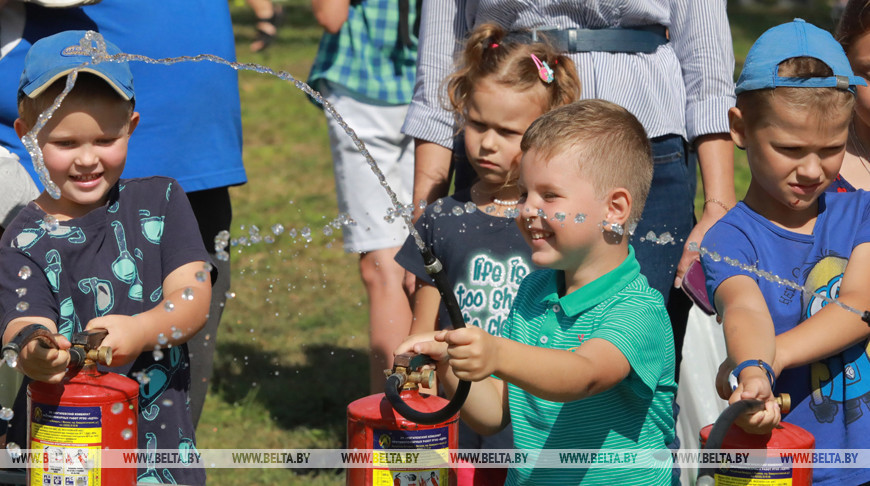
[701,19,870,485]
[0,31,210,485]
[399,100,677,485]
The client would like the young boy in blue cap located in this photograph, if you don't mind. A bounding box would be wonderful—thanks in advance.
[701,19,870,485]
[0,31,210,485]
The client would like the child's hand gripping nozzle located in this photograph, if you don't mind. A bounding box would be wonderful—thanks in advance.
[383,246,471,425]
[2,324,140,486]
[698,394,816,486]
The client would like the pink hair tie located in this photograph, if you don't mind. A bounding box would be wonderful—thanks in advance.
[490,43,499,48]
[531,54,554,84]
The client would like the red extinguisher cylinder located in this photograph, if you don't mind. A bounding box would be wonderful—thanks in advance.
[347,389,458,486]
[28,363,139,486]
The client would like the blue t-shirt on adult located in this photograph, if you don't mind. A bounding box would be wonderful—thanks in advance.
[702,191,870,486]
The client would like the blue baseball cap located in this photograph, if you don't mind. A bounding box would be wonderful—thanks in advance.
[19,30,134,101]
[736,18,866,95]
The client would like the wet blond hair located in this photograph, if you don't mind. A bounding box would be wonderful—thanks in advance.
[520,99,653,224]
[445,23,581,128]
[736,57,855,128]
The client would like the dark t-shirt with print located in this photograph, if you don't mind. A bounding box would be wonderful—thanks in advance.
[0,177,208,485]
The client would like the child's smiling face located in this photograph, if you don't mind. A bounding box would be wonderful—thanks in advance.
[29,95,138,219]
[516,147,611,272]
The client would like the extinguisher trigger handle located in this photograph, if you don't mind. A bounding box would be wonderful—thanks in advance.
[70,328,109,348]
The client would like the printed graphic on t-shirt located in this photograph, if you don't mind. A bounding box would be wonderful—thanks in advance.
[453,253,530,337]
[802,255,870,424]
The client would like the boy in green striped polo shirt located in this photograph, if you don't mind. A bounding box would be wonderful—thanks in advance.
[399,100,677,485]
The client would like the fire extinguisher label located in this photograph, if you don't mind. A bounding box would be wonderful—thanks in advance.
[372,427,449,486]
[30,405,102,486]
[715,466,792,485]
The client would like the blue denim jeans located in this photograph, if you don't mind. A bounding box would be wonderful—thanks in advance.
[631,134,696,306]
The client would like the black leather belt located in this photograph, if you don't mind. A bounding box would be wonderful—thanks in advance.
[530,25,669,54]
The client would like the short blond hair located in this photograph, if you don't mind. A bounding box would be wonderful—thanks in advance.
[736,57,854,128]
[520,99,652,223]
[18,72,134,128]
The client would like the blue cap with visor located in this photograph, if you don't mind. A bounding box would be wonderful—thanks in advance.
[18,30,134,101]
[736,18,866,95]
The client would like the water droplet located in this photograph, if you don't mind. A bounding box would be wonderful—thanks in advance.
[161,399,174,407]
[121,429,133,440]
[504,208,520,218]
[152,349,164,361]
[215,250,230,261]
[18,266,31,280]
[451,206,464,216]
[157,333,168,346]
[288,228,298,238]
[172,330,183,340]
[15,302,29,312]
[7,442,20,459]
[163,301,175,312]
[574,213,587,224]
[225,291,236,299]
[182,288,194,301]
[610,223,624,235]
[627,222,638,236]
[3,349,18,368]
[688,241,700,252]
[15,288,26,298]
[658,232,674,245]
[195,271,208,283]
[418,199,427,210]
[0,408,13,421]
[271,223,285,236]
[323,226,333,236]
[485,205,496,213]
[554,212,566,222]
[537,209,548,220]
[111,402,124,414]
[645,231,658,242]
[464,202,477,214]
[301,227,312,242]
[43,215,59,232]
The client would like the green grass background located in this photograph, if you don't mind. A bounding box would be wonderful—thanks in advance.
[196,2,838,484]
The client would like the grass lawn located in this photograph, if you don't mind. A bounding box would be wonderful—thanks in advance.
[194,2,837,484]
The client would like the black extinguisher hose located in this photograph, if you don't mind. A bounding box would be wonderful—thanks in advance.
[383,245,472,425]
[696,398,765,485]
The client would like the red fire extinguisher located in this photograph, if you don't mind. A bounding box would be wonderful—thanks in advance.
[698,394,815,485]
[3,324,139,486]
[347,353,459,486]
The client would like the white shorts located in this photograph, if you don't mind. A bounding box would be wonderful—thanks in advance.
[322,82,414,253]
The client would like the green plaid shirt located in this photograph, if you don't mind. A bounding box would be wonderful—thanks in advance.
[308,0,418,105]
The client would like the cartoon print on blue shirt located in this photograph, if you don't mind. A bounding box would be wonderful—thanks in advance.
[13,220,86,252]
[804,255,870,424]
[111,221,143,301]
[78,277,114,316]
[139,210,164,245]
